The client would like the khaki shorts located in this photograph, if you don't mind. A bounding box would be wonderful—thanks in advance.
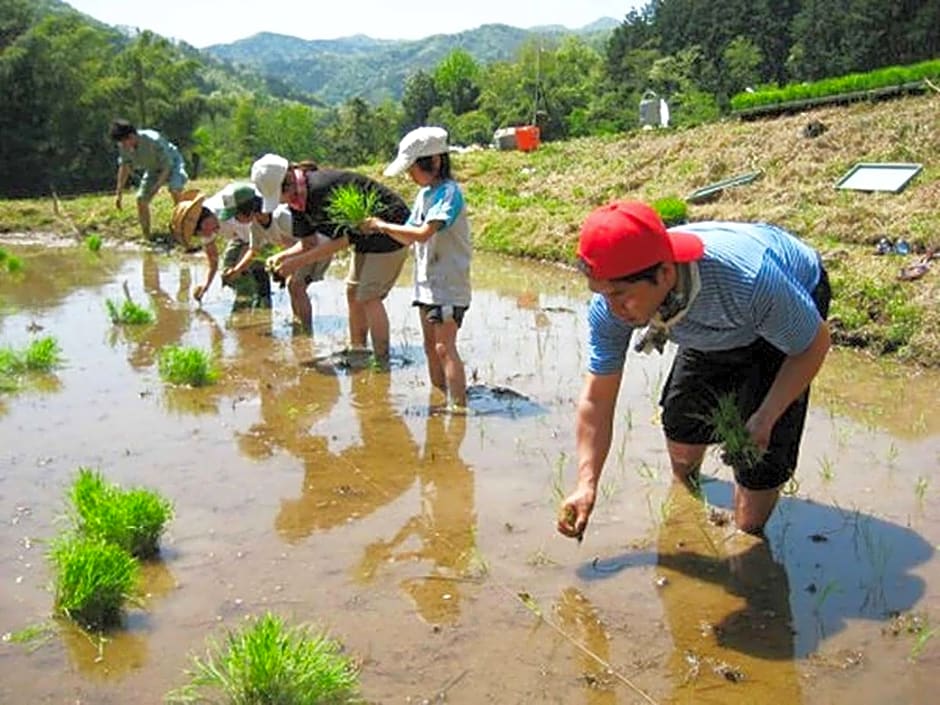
[345,248,407,302]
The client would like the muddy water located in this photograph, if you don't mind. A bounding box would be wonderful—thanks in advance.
[0,244,938,705]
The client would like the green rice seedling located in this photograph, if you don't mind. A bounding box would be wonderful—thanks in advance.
[708,393,765,470]
[165,612,360,705]
[325,183,382,232]
[69,467,173,559]
[158,345,218,387]
[818,455,835,482]
[85,234,102,253]
[0,247,24,274]
[106,298,154,325]
[0,337,62,377]
[915,476,929,502]
[48,536,138,631]
[23,336,62,372]
[3,621,57,652]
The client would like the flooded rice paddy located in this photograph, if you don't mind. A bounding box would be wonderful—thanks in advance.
[0,241,938,704]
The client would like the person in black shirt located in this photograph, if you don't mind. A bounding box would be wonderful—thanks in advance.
[257,158,409,356]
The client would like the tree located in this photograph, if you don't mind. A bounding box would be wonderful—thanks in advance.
[433,49,480,115]
[722,36,763,94]
[401,69,438,130]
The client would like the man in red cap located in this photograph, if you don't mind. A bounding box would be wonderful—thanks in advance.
[558,201,831,538]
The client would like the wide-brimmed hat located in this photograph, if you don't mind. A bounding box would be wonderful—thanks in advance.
[577,200,704,280]
[384,126,449,177]
[170,189,207,246]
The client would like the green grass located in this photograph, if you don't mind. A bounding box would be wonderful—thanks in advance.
[106,298,155,325]
[158,345,218,387]
[324,183,383,232]
[651,195,688,226]
[48,536,138,631]
[166,613,360,705]
[708,393,765,470]
[69,467,173,559]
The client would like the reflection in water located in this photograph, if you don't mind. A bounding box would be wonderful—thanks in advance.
[553,587,617,705]
[814,347,940,439]
[59,620,149,682]
[275,370,418,539]
[654,485,801,704]
[356,411,477,625]
[123,254,194,371]
[581,478,934,704]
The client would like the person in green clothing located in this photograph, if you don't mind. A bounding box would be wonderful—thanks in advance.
[110,118,189,240]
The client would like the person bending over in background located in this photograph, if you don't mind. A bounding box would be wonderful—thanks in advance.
[557,201,830,540]
[110,119,188,240]
[366,126,472,408]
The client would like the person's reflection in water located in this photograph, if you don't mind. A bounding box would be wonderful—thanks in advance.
[554,587,617,705]
[654,483,801,704]
[275,369,419,541]
[356,410,476,625]
[126,254,193,370]
[237,337,342,463]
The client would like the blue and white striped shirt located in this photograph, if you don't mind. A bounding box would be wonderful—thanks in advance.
[587,222,823,375]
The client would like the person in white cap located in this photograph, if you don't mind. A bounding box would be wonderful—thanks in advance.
[251,153,333,332]
[254,155,410,357]
[365,126,471,408]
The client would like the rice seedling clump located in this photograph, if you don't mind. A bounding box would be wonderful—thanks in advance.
[166,612,360,705]
[0,336,63,376]
[158,345,218,387]
[709,393,765,470]
[85,234,103,253]
[69,467,173,559]
[325,183,383,233]
[49,536,138,630]
[106,298,155,325]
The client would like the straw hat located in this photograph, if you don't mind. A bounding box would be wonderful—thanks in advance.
[170,189,206,247]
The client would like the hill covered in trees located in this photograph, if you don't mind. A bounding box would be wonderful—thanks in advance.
[1,0,937,198]
[204,20,618,104]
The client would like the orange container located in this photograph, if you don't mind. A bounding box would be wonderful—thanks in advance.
[515,125,540,152]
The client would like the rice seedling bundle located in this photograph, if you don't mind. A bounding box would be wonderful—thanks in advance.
[325,183,383,232]
[49,536,138,630]
[158,345,218,387]
[709,393,766,469]
[106,298,155,325]
[69,468,173,559]
[166,613,360,705]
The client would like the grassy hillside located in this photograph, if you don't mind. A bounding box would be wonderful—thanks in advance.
[1,95,937,364]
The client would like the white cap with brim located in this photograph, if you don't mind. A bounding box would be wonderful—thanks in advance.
[384,126,449,177]
[250,153,289,212]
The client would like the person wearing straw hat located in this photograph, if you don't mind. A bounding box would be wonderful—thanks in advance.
[170,183,264,303]
[557,201,831,540]
[110,119,188,240]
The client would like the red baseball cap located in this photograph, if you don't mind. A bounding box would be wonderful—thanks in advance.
[577,200,704,280]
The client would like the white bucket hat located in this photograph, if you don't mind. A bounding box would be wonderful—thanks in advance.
[384,126,449,177]
[250,153,289,212]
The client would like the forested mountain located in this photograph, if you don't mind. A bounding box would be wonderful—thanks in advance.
[1,0,937,199]
[205,20,619,104]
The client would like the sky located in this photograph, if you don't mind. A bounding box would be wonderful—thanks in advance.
[64,0,645,48]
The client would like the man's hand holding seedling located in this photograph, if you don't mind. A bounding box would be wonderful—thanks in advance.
[558,483,594,543]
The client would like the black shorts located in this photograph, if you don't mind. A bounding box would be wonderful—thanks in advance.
[659,266,831,490]
[414,302,469,328]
